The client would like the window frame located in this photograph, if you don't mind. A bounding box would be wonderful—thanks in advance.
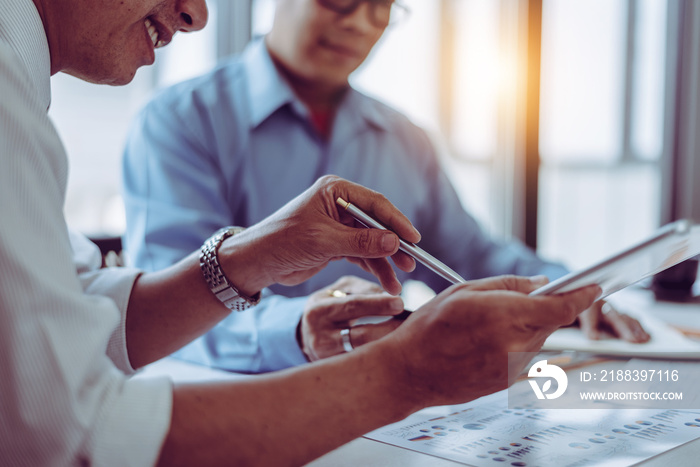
[437,0,684,251]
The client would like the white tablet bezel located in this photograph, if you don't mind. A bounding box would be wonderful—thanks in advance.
[530,219,696,299]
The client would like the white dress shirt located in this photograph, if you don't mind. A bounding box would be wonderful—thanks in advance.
[0,0,172,465]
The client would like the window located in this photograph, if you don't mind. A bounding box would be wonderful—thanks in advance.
[354,0,676,270]
[538,0,668,269]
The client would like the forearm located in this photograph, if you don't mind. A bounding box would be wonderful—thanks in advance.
[126,237,271,368]
[158,344,418,466]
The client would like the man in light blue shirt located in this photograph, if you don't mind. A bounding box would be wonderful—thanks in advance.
[123,0,648,373]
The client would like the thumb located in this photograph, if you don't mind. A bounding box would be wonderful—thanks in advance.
[464,275,550,294]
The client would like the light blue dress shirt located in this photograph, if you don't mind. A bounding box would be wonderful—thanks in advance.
[122,39,567,373]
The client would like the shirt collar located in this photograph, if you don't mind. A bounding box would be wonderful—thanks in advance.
[243,39,297,128]
[242,38,391,133]
[341,87,392,133]
[0,0,51,110]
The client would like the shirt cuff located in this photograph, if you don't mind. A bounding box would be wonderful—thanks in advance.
[257,295,308,371]
[89,373,172,466]
[79,267,143,374]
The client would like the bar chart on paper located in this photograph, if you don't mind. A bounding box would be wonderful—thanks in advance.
[366,390,700,467]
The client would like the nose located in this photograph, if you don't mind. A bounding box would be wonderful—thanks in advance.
[177,0,208,32]
[338,2,377,31]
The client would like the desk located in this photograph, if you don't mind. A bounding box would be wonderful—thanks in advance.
[634,289,700,339]
[141,288,700,467]
[308,436,700,467]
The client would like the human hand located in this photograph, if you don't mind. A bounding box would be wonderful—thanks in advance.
[299,276,405,361]
[577,300,650,343]
[378,275,600,408]
[220,176,420,296]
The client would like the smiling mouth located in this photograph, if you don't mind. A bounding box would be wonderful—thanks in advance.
[144,17,168,48]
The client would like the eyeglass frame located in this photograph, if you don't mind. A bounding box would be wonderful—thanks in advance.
[316,0,410,28]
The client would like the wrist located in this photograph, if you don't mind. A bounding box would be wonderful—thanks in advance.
[356,341,423,418]
[216,228,272,297]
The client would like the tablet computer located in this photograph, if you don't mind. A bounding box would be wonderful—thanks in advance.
[530,219,697,299]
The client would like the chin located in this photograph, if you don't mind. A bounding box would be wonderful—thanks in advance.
[103,73,137,86]
[319,70,352,88]
[64,63,139,86]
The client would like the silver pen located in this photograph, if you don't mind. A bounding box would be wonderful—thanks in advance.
[336,197,467,285]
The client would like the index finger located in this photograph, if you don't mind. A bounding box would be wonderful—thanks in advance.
[335,180,422,244]
[334,295,405,322]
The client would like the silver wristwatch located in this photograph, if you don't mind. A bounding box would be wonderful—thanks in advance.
[200,226,261,311]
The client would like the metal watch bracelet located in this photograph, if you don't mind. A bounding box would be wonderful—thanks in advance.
[200,226,261,311]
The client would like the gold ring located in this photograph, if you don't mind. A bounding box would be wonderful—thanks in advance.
[329,289,348,298]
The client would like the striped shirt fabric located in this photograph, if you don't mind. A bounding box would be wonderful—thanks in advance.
[0,0,172,465]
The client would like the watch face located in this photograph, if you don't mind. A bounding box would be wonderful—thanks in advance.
[216,227,235,238]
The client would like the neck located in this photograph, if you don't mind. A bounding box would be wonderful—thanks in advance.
[32,0,64,74]
[267,51,347,114]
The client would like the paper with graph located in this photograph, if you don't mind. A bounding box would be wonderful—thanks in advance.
[366,389,700,466]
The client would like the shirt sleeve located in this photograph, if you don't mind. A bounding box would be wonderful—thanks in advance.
[122,89,308,373]
[69,229,144,374]
[122,89,232,271]
[173,293,309,373]
[0,44,171,467]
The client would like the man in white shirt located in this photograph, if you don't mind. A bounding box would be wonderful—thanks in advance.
[0,0,600,465]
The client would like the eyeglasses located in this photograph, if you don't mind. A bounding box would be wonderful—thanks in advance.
[317,0,410,28]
